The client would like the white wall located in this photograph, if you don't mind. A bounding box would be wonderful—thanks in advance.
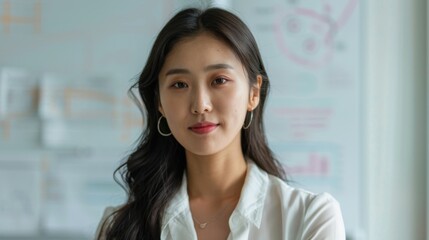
[365,0,427,239]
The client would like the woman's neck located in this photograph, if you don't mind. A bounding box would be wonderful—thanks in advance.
[185,151,247,201]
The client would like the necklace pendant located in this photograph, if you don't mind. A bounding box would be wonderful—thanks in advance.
[199,223,208,229]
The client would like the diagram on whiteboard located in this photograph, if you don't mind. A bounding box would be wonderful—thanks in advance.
[274,0,358,68]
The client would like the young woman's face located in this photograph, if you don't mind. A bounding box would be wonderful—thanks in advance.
[158,32,260,156]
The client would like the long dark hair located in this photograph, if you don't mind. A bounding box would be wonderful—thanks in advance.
[98,7,286,240]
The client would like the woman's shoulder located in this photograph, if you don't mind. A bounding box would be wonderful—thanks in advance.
[265,174,345,239]
[266,174,341,213]
[268,174,339,204]
[248,161,340,209]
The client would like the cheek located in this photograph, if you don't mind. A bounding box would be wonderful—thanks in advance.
[160,94,184,119]
[217,89,249,120]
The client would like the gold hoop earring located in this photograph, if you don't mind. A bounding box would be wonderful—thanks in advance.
[243,111,253,129]
[157,116,172,136]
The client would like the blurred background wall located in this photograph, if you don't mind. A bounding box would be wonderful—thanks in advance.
[0,0,426,240]
[365,0,427,239]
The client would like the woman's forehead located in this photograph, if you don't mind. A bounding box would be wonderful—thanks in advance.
[160,32,244,73]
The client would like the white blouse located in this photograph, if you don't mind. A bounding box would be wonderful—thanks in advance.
[96,161,345,240]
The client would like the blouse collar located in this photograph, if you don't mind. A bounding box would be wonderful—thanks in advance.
[161,160,269,231]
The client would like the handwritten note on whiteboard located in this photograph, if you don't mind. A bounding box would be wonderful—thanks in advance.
[0,68,41,148]
[0,154,41,235]
[39,74,142,148]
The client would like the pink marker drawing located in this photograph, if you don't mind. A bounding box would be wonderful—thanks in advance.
[274,0,358,68]
[286,152,331,176]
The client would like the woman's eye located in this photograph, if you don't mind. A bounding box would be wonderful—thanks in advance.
[172,82,188,88]
[213,77,227,85]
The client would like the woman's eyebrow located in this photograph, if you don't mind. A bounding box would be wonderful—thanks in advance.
[165,68,190,76]
[204,63,234,71]
[164,63,234,77]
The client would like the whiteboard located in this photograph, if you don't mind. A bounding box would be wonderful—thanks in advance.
[0,0,365,239]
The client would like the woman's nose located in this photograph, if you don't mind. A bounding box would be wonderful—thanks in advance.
[191,87,212,114]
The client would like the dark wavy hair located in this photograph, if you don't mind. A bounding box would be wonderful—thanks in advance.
[98,7,286,240]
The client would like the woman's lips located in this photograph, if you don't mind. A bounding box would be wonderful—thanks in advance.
[189,122,219,134]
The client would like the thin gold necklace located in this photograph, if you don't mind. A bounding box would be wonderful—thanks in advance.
[192,204,230,229]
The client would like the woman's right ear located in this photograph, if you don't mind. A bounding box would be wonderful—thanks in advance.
[157,91,165,116]
[158,104,165,116]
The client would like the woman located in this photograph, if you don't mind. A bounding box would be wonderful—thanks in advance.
[96,7,345,240]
